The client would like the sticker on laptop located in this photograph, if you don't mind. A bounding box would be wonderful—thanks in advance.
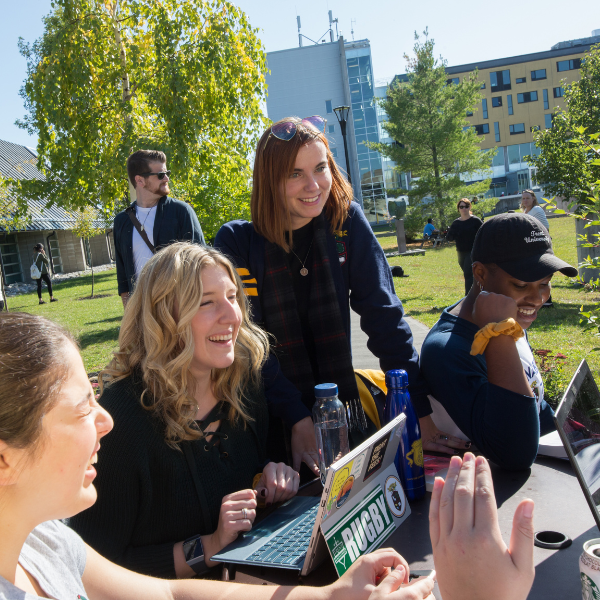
[363,431,391,482]
[323,484,395,576]
[384,475,407,518]
[324,450,367,517]
[335,475,355,508]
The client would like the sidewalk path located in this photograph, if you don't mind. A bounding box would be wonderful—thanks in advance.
[350,310,430,370]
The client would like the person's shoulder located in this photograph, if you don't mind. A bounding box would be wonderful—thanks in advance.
[26,520,86,572]
[471,216,483,224]
[100,375,146,420]
[215,220,255,248]
[422,303,476,353]
[163,196,194,213]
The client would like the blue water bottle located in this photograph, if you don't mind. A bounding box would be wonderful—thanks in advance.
[384,369,425,500]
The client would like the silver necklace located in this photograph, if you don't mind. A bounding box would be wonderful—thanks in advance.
[290,237,313,276]
[137,204,156,232]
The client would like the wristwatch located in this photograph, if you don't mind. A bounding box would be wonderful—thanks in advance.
[182,535,210,575]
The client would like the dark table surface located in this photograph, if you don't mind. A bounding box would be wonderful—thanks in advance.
[224,456,599,599]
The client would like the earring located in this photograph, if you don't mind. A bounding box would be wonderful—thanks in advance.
[478,281,484,292]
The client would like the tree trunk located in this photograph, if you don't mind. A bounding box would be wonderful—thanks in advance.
[0,250,7,311]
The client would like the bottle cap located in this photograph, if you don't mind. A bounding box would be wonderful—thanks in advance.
[385,369,408,389]
[314,383,338,398]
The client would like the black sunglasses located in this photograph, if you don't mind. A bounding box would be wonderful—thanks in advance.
[140,170,171,180]
[458,204,469,209]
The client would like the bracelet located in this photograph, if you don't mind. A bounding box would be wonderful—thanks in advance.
[470,318,524,356]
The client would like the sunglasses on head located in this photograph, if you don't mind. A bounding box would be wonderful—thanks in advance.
[140,170,171,180]
[269,116,327,142]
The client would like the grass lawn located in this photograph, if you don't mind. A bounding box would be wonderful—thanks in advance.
[387,215,599,403]
[4,215,597,401]
[6,269,123,374]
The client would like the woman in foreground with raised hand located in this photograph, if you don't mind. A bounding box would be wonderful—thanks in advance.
[430,453,535,600]
[0,311,438,599]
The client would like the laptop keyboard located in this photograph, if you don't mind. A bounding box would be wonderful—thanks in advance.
[247,503,320,566]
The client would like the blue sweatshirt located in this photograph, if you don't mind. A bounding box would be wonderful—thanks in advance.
[420,302,555,470]
[215,202,430,428]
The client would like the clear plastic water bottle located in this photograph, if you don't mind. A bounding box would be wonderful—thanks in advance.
[313,383,350,484]
[384,369,425,500]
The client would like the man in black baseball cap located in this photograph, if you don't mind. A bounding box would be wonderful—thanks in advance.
[420,212,577,471]
[471,212,577,281]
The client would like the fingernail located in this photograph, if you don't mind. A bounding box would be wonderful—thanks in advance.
[465,442,472,449]
[523,501,534,519]
[463,452,473,462]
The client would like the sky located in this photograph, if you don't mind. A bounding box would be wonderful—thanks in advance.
[2,0,597,148]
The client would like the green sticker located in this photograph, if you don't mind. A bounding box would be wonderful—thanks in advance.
[324,485,395,576]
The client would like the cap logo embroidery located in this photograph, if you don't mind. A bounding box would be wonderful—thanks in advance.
[524,231,549,244]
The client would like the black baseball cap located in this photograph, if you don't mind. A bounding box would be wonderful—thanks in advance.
[471,213,578,281]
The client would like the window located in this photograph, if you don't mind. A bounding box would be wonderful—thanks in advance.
[557,58,581,71]
[480,83,486,89]
[490,69,511,92]
[482,98,488,119]
[553,86,565,98]
[0,234,23,284]
[491,97,502,107]
[466,110,473,117]
[531,69,547,81]
[473,124,489,135]
[328,124,335,133]
[507,95,513,115]
[516,77,527,84]
[543,89,549,110]
[545,113,553,129]
[447,77,459,85]
[494,121,500,142]
[530,125,540,132]
[330,148,338,157]
[509,123,525,135]
[325,100,333,114]
[517,91,538,103]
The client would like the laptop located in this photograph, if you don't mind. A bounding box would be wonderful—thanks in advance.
[554,359,600,531]
[212,413,411,576]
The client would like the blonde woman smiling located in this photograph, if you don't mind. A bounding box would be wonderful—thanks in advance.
[70,243,299,578]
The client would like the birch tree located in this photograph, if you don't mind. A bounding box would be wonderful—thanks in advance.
[14,0,267,237]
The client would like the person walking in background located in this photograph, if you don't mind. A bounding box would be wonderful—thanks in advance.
[113,150,205,307]
[33,243,57,305]
[521,189,552,307]
[447,199,483,295]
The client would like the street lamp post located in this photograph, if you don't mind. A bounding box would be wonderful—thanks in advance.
[333,105,351,184]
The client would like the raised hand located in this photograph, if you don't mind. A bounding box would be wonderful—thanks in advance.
[429,453,535,600]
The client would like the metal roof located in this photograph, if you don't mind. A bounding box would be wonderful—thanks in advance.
[0,138,107,232]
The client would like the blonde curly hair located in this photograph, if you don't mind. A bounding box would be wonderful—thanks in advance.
[101,242,269,447]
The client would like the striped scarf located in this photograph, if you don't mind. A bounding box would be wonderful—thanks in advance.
[261,213,359,412]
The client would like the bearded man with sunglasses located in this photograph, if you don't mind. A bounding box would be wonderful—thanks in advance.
[114,150,205,306]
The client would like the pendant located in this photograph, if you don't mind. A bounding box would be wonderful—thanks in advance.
[300,267,308,276]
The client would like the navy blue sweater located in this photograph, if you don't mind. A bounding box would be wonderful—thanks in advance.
[215,202,430,428]
[420,304,555,470]
[114,196,205,295]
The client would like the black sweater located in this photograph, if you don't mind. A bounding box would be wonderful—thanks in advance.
[69,375,268,579]
[447,216,483,253]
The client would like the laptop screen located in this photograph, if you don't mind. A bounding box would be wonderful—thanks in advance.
[556,361,600,523]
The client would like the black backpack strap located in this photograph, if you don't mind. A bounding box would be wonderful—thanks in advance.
[126,205,155,254]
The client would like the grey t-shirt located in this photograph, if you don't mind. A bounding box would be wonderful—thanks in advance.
[0,520,87,600]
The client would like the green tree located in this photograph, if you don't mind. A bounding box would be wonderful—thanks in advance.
[527,44,600,205]
[371,31,494,227]
[13,0,267,239]
[72,206,109,298]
